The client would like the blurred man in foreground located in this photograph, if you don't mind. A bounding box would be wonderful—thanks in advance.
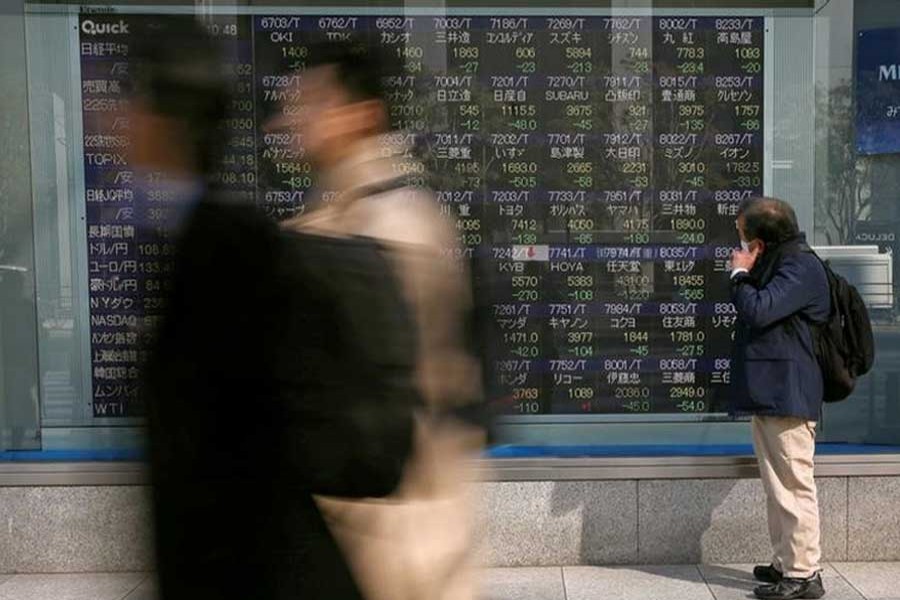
[729,197,830,600]
[135,20,418,600]
[271,42,486,600]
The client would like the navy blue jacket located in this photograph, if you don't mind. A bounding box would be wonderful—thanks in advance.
[729,251,830,421]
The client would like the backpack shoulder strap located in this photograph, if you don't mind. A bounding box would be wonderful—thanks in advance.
[344,177,415,204]
[783,243,835,325]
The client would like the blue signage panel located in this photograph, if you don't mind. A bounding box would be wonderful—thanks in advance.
[857,27,900,155]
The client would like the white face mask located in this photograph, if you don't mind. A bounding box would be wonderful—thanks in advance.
[740,240,751,252]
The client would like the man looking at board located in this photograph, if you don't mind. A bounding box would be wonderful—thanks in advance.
[729,197,830,600]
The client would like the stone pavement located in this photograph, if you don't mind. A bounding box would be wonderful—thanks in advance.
[0,563,897,600]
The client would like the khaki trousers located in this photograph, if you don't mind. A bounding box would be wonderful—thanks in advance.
[751,415,821,578]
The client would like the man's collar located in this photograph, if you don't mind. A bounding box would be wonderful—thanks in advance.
[319,134,415,205]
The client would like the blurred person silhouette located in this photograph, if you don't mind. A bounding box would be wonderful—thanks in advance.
[272,41,486,600]
[134,18,419,600]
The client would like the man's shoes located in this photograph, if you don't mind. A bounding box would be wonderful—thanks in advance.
[754,572,826,599]
[753,564,784,583]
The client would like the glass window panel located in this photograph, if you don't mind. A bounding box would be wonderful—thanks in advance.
[12,0,899,456]
[1,0,41,451]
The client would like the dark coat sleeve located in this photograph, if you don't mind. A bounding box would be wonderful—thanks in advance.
[730,255,821,329]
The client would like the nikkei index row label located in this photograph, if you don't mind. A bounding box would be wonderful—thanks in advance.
[78,12,763,417]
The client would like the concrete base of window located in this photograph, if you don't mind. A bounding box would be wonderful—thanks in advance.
[0,485,153,573]
[1,460,899,572]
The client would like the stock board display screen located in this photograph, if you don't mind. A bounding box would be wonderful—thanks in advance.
[78,10,764,417]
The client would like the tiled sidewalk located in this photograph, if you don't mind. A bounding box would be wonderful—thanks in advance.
[482,564,900,600]
[0,563,897,600]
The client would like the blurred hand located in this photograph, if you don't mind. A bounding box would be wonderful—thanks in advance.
[731,246,761,272]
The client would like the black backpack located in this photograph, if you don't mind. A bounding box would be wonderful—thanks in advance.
[806,252,876,402]
[275,230,422,497]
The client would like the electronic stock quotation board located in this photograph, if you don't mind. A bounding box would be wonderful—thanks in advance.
[77,9,765,418]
